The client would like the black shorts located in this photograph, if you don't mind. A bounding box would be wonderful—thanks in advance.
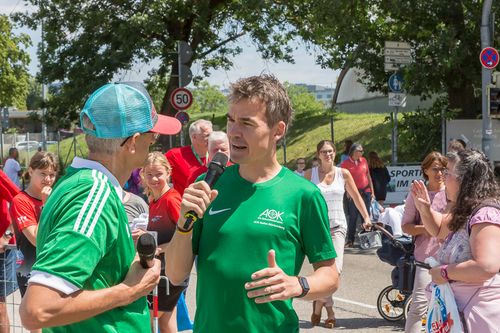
[147,280,187,312]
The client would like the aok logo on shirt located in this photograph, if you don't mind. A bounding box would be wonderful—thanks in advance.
[254,209,285,230]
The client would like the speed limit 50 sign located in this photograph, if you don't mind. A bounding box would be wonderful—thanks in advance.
[170,87,193,110]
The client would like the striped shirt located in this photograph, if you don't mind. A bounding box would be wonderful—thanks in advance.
[30,157,149,333]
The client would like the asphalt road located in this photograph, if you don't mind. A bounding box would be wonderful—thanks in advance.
[184,247,407,333]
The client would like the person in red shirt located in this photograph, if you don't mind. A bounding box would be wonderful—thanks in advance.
[165,119,213,195]
[187,130,231,184]
[9,151,58,333]
[340,143,375,248]
[10,152,58,292]
[0,170,20,333]
[140,152,183,333]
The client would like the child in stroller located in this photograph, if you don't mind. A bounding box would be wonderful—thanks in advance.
[374,224,430,322]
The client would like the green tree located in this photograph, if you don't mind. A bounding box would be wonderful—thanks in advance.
[0,15,31,110]
[289,0,500,118]
[190,81,227,114]
[25,77,44,110]
[15,0,298,126]
[284,83,327,117]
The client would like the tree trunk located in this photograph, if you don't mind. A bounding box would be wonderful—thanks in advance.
[161,61,181,116]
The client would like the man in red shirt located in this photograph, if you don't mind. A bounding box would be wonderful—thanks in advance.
[340,143,375,247]
[165,119,213,195]
[187,131,231,185]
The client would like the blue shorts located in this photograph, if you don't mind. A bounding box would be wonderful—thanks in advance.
[0,249,19,298]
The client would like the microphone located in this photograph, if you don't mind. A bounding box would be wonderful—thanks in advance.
[180,152,229,231]
[137,233,157,269]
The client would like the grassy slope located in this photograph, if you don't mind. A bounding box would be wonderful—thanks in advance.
[49,112,393,170]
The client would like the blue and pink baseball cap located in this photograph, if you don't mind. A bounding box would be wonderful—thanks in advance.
[80,82,181,138]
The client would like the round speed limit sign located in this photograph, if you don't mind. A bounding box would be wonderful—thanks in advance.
[170,87,193,110]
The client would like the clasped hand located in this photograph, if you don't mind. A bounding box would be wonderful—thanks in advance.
[245,250,302,304]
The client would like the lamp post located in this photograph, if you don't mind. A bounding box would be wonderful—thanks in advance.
[481,0,493,163]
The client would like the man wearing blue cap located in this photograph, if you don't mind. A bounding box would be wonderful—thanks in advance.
[20,82,182,332]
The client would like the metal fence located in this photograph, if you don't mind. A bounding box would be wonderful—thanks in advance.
[0,245,27,333]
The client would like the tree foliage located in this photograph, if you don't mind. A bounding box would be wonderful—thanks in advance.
[284,83,327,117]
[0,15,31,110]
[15,0,299,126]
[288,0,500,118]
[190,81,227,114]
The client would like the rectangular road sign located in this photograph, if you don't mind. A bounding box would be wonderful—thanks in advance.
[384,63,404,71]
[389,92,407,107]
[384,56,412,64]
[385,41,411,49]
[384,48,411,57]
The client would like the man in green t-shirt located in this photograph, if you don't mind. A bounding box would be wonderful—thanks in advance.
[20,82,181,332]
[166,75,339,333]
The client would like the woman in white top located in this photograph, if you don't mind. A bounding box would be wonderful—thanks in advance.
[305,140,372,328]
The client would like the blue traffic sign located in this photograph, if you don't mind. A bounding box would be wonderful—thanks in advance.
[388,73,404,93]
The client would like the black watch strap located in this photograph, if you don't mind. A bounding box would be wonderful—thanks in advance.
[297,276,310,298]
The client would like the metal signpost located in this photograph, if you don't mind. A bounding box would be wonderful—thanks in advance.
[385,42,411,165]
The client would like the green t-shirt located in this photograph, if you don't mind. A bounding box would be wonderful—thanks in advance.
[33,167,149,333]
[192,165,337,333]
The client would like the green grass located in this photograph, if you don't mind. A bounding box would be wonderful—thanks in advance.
[49,112,393,170]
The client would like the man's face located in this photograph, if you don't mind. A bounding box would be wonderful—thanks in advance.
[13,149,18,159]
[227,99,283,165]
[209,139,230,161]
[132,132,157,168]
[192,125,212,150]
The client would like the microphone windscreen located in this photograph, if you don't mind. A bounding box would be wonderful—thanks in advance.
[210,152,229,168]
[137,233,156,258]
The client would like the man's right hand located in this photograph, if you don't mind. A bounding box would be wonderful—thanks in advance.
[178,181,218,226]
[121,256,161,301]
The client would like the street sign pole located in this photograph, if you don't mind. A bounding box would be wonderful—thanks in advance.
[391,107,399,166]
[481,0,493,164]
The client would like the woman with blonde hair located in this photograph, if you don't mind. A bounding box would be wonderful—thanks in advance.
[140,152,184,333]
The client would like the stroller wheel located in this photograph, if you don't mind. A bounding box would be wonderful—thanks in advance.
[377,285,406,322]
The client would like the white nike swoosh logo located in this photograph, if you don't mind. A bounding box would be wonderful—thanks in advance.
[208,207,231,215]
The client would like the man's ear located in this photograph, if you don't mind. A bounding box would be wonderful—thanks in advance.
[124,133,141,154]
[274,121,286,142]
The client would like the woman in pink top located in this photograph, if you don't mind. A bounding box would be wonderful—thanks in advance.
[412,149,500,332]
[401,151,448,333]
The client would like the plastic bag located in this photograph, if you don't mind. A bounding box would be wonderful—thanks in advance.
[425,258,464,333]
[370,200,383,221]
[176,293,194,331]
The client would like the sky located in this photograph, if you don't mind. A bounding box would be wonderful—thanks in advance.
[1,0,339,89]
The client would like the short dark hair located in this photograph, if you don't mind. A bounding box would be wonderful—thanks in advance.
[229,75,293,128]
[8,147,17,156]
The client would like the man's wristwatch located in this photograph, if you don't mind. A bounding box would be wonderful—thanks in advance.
[440,265,451,282]
[296,276,310,298]
[3,230,13,238]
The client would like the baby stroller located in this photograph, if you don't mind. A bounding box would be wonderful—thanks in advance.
[373,224,430,322]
